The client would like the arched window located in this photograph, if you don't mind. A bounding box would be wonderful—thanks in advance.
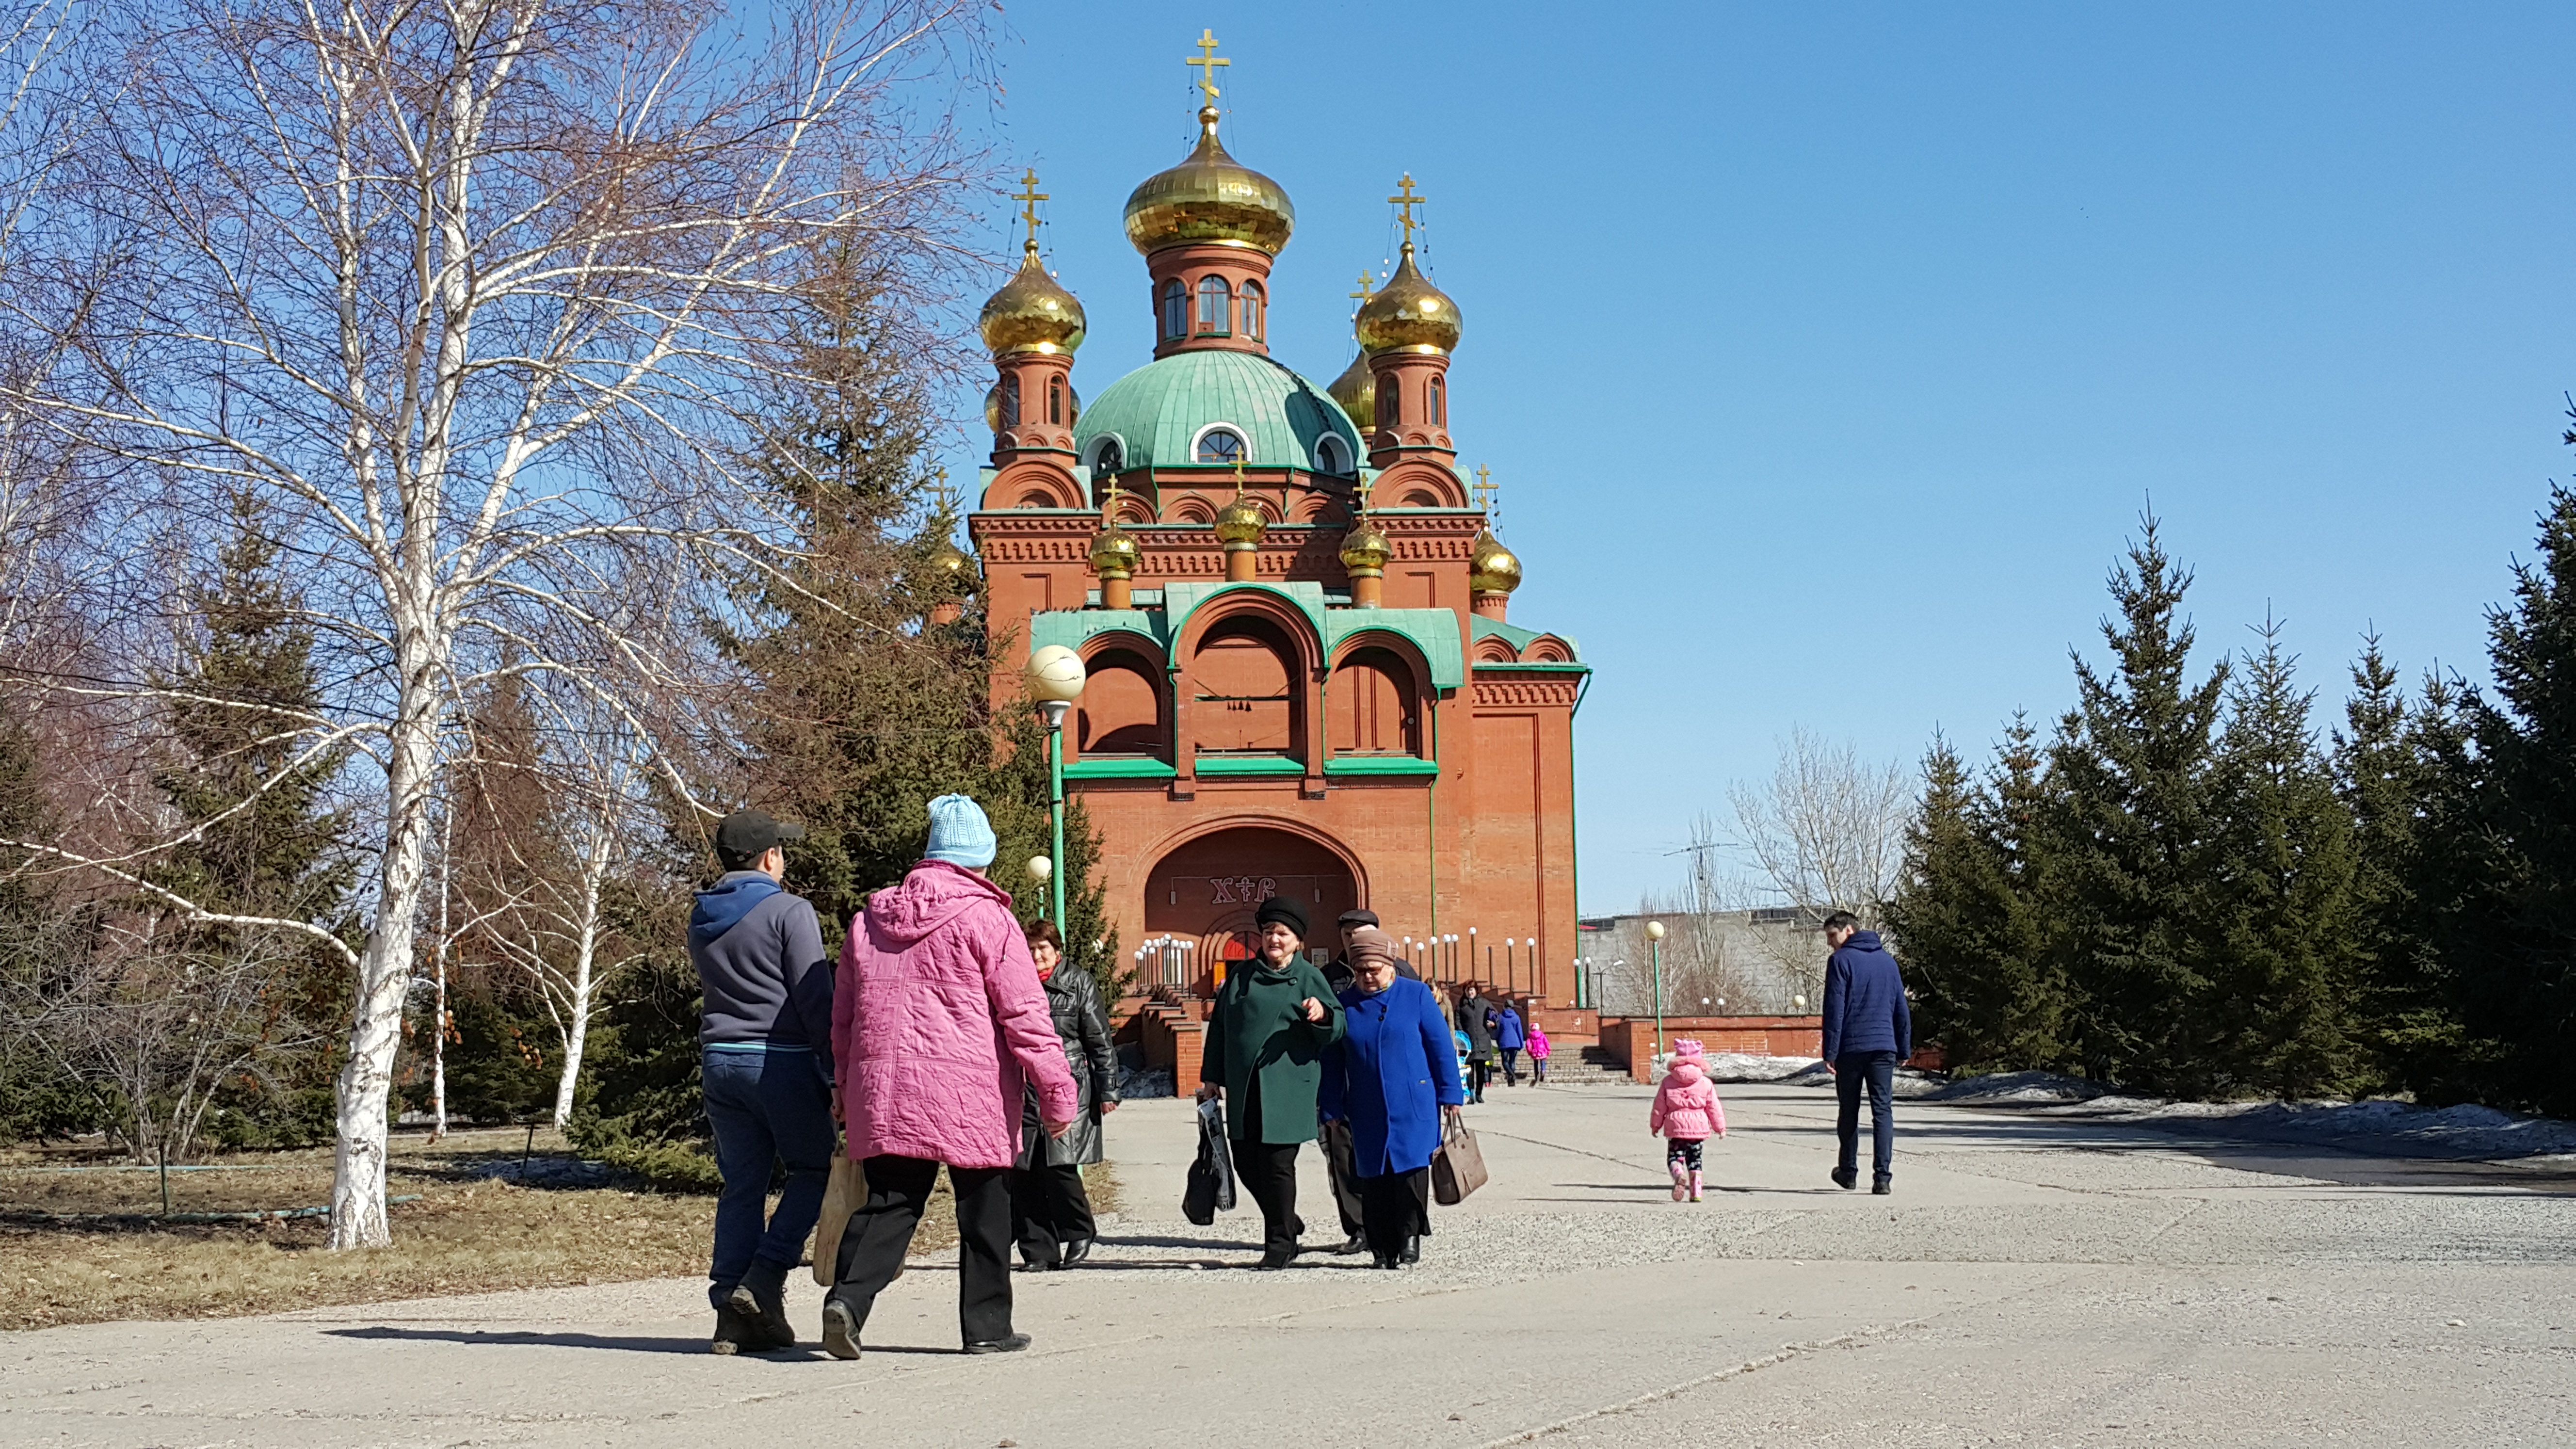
[1001,372,1021,426]
[1430,375,1446,426]
[1047,374,1063,425]
[1193,616,1301,756]
[1313,435,1349,476]
[1240,281,1265,341]
[1330,646,1420,757]
[1195,275,1231,335]
[1195,427,1246,465]
[1088,436,1123,478]
[1376,379,1398,430]
[1078,648,1165,757]
[1160,279,1187,340]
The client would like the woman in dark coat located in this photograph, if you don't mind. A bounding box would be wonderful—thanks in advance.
[1195,895,1345,1269]
[1011,921,1120,1270]
[1320,927,1466,1268]
[1457,986,1500,1102]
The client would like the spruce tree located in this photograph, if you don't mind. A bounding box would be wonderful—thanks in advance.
[2330,636,2463,1092]
[2204,620,2366,1096]
[2423,483,2576,1114]
[150,491,354,1145]
[2042,516,2232,1092]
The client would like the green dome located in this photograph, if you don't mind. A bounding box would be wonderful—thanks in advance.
[1074,350,1363,477]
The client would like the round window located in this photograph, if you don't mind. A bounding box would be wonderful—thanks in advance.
[1195,428,1246,465]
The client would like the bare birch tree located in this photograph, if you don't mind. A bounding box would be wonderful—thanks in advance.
[3,0,986,1246]
[1724,726,1914,998]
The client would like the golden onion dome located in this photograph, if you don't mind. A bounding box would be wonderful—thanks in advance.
[1088,518,1140,576]
[977,241,1086,355]
[1354,244,1461,356]
[1213,491,1269,546]
[1468,528,1521,594]
[1123,108,1295,257]
[928,537,978,591]
[1338,517,1391,573]
[1328,349,1375,434]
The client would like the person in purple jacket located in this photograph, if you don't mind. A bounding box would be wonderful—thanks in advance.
[1819,910,1913,1196]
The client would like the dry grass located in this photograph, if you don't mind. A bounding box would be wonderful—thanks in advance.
[0,1127,1108,1332]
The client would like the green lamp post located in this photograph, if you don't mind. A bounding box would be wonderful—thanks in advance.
[1024,644,1087,933]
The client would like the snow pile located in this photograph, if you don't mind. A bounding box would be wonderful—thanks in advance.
[1925,1071,2110,1105]
[1686,1052,1821,1083]
[2084,1096,2576,1159]
[1116,1065,1177,1099]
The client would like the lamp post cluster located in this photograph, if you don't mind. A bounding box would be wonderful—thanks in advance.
[1133,934,1196,992]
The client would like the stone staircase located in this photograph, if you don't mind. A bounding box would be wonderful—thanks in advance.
[1524,1045,1633,1087]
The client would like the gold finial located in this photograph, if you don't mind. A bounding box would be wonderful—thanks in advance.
[1186,29,1229,106]
[1355,476,1374,515]
[1388,174,1427,251]
[1230,453,1247,498]
[1101,480,1124,518]
[1349,271,1377,305]
[1473,466,1496,515]
[1011,168,1047,251]
[933,467,953,510]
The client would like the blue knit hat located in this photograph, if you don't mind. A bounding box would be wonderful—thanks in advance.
[923,793,997,869]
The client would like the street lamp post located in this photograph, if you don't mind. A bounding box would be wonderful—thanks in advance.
[1024,645,1087,934]
[1645,920,1668,1063]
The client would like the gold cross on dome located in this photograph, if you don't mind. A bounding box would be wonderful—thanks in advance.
[1388,174,1427,249]
[933,467,952,510]
[1349,270,1377,304]
[1186,29,1229,104]
[1011,169,1047,248]
[1100,480,1124,519]
[1231,453,1247,496]
[1355,476,1374,515]
[1473,466,1496,514]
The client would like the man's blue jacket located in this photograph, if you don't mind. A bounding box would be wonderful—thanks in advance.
[1820,930,1913,1062]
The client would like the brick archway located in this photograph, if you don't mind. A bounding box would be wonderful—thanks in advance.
[1142,823,1361,995]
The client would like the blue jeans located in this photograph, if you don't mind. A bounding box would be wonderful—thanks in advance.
[1835,1050,1898,1179]
[700,1046,835,1309]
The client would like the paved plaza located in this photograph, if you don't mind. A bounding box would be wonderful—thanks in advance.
[8,1080,2573,1448]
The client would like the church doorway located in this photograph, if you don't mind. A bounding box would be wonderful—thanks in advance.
[1141,825,1360,997]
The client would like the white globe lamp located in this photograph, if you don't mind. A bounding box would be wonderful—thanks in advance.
[1026,854,1052,883]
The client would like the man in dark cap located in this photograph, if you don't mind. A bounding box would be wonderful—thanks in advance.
[689,808,835,1355]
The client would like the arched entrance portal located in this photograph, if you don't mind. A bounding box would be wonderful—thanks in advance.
[1141,826,1360,997]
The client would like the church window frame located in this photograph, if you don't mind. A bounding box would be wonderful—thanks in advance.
[1313,435,1351,476]
[1086,434,1125,479]
[1240,280,1265,340]
[1430,374,1446,426]
[1001,371,1021,426]
[1159,279,1187,340]
[1195,275,1231,335]
[1047,374,1064,425]
[1376,378,1398,430]
[1192,423,1248,466]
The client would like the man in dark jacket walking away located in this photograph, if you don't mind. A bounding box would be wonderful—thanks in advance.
[1819,911,1912,1195]
[1457,986,1499,1102]
[689,809,836,1354]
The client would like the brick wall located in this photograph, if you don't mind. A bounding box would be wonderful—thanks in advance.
[1596,1016,1823,1083]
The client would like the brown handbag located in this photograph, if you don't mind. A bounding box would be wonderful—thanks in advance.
[1431,1116,1488,1205]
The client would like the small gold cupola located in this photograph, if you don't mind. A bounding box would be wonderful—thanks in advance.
[1214,458,1268,582]
[1354,179,1461,356]
[1329,270,1379,433]
[978,171,1086,356]
[1338,479,1391,608]
[1468,467,1520,619]
[1089,484,1142,610]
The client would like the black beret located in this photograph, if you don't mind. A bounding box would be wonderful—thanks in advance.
[1254,895,1309,939]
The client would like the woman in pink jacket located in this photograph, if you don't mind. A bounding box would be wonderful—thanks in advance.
[823,795,1078,1361]
[1648,1038,1726,1203]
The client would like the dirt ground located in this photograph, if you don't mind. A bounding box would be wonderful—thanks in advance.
[0,1127,1073,1331]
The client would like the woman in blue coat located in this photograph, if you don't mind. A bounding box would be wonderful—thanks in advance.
[1319,926,1467,1269]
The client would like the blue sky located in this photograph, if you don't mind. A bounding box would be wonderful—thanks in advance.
[944,3,2576,913]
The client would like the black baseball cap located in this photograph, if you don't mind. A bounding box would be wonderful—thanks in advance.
[715,808,805,865]
[1337,908,1380,930]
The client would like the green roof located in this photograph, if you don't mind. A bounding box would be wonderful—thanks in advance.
[1471,613,1583,663]
[1074,350,1363,475]
[1027,581,1465,692]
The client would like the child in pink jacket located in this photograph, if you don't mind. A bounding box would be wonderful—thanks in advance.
[1648,1039,1726,1202]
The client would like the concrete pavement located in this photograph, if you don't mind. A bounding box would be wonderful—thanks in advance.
[7,1080,2573,1447]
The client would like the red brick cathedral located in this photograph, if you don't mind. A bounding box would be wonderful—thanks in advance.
[966,38,1589,1006]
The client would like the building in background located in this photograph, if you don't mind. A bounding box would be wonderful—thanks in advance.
[966,36,1589,1003]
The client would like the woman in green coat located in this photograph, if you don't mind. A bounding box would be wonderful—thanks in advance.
[1195,895,1345,1269]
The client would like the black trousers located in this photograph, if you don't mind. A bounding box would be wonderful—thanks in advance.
[1320,1121,1365,1238]
[1009,1162,1095,1266]
[1468,1060,1491,1099]
[1356,1169,1430,1260]
[831,1154,1014,1346]
[1835,1051,1899,1179]
[1231,1139,1304,1255]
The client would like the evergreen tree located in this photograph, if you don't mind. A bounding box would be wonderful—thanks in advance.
[2421,483,2576,1114]
[1887,724,2073,1073]
[2330,636,2465,1092]
[2202,620,2366,1095]
[150,491,354,1146]
[2041,516,2233,1092]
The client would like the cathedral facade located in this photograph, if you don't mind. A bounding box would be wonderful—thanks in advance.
[965,48,1589,1006]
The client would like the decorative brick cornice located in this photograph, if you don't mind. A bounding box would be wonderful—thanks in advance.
[1472,678,1580,708]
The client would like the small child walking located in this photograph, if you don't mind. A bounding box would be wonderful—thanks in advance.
[1649,1039,1726,1202]
[1528,1022,1551,1084]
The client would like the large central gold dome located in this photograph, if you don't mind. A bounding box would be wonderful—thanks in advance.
[1123,107,1295,256]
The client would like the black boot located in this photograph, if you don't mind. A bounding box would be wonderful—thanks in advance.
[728,1259,797,1351]
[1401,1235,1420,1265]
[710,1300,756,1356]
[819,1296,861,1361]
[1872,1174,1892,1195]
[1332,1231,1369,1256]
[1831,1166,1858,1191]
[1062,1237,1094,1267]
[965,1332,1033,1353]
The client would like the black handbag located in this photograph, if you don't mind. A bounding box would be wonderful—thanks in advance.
[1183,1097,1239,1224]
